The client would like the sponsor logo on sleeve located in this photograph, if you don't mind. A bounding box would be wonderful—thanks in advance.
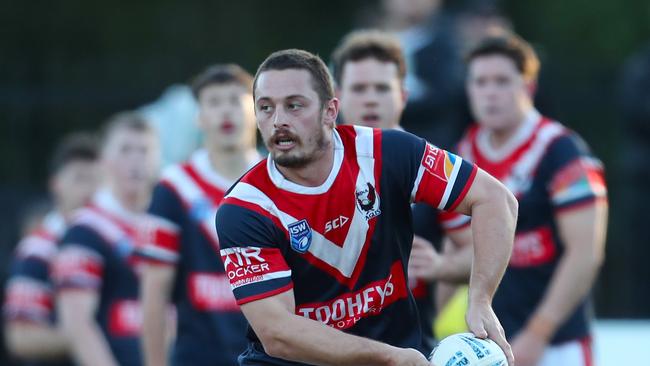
[221,247,290,290]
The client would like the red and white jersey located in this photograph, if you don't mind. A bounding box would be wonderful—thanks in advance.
[53,189,147,366]
[216,125,477,363]
[3,212,65,326]
[441,110,607,345]
[137,149,260,365]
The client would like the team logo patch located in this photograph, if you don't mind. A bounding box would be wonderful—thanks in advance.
[288,219,312,253]
[355,182,381,220]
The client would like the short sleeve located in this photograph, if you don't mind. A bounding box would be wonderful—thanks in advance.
[216,202,292,305]
[53,225,106,291]
[3,238,55,324]
[409,142,478,211]
[137,184,182,265]
[545,134,607,212]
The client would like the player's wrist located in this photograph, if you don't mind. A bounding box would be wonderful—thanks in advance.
[525,314,556,342]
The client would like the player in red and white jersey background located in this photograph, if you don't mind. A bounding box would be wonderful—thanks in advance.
[216,49,518,366]
[138,64,261,366]
[53,113,160,366]
[330,29,474,349]
[440,33,608,366]
[3,134,100,366]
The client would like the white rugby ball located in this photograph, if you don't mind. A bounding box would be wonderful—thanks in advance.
[429,333,508,366]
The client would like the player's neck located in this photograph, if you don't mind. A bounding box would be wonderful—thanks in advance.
[107,183,150,213]
[56,203,76,222]
[276,141,334,188]
[206,144,258,181]
[488,108,530,148]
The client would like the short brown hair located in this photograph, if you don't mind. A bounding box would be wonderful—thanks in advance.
[466,33,540,81]
[331,30,406,86]
[253,49,334,106]
[191,64,254,99]
[100,112,154,148]
[49,133,99,175]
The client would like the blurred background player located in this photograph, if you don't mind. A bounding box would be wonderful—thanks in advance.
[53,113,160,366]
[330,29,473,348]
[442,33,608,366]
[3,133,100,365]
[138,64,260,366]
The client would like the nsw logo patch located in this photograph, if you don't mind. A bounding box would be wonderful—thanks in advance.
[288,219,312,253]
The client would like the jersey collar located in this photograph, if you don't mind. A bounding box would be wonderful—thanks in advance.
[476,108,542,162]
[190,148,262,191]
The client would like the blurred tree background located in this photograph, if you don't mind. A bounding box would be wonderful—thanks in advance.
[1,2,648,356]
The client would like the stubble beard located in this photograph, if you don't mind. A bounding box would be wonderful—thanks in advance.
[272,126,329,169]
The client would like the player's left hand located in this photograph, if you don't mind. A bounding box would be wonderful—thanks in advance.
[510,330,547,366]
[466,300,515,366]
[408,235,441,281]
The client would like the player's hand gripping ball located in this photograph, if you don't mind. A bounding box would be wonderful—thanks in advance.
[429,333,508,366]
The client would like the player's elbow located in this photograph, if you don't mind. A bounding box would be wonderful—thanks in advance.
[504,188,518,220]
[491,182,518,221]
[257,323,295,360]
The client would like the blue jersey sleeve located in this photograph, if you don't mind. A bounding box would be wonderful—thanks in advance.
[543,133,607,212]
[382,129,477,211]
[3,237,56,324]
[53,225,107,291]
[216,202,293,305]
[137,183,183,264]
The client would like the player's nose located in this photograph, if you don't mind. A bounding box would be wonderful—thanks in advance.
[272,107,291,129]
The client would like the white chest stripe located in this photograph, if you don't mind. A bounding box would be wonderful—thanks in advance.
[502,123,564,196]
[228,127,378,279]
[163,165,220,245]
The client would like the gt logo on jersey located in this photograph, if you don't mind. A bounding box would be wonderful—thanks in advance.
[288,219,312,253]
[325,215,349,233]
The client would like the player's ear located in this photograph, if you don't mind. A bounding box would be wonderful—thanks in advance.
[322,98,339,128]
[525,78,537,97]
[400,83,409,105]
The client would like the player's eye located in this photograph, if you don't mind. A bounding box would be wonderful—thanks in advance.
[496,76,510,86]
[259,104,273,113]
[473,77,486,87]
[376,84,391,93]
[288,103,302,111]
[351,84,366,93]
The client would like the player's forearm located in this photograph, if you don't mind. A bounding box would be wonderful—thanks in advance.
[528,203,607,338]
[258,312,403,366]
[527,248,602,339]
[5,322,68,359]
[435,245,473,283]
[142,296,170,366]
[62,319,118,366]
[468,187,517,303]
[140,264,175,366]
